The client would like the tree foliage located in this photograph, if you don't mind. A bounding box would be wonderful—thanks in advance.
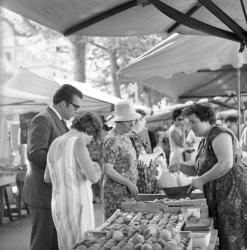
[1,7,169,107]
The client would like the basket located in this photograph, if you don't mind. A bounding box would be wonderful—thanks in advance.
[162,185,191,199]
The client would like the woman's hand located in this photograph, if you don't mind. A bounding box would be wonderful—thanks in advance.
[169,164,180,173]
[187,176,204,194]
[127,182,138,196]
[137,160,147,169]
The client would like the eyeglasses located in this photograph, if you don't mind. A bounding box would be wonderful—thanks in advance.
[177,118,184,121]
[68,102,80,110]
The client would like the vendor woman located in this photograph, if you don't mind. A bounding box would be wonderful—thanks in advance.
[102,100,139,219]
[179,104,247,250]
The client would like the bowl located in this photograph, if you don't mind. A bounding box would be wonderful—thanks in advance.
[162,185,191,199]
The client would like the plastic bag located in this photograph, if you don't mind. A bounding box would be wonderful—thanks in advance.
[157,170,179,188]
[169,147,184,166]
[177,171,192,186]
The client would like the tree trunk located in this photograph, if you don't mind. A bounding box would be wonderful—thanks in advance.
[70,36,86,82]
[109,49,121,98]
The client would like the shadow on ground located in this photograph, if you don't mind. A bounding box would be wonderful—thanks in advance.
[0,203,103,250]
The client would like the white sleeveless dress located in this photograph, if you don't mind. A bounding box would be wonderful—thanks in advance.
[46,131,94,250]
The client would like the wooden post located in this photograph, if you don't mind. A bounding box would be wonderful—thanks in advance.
[237,68,241,141]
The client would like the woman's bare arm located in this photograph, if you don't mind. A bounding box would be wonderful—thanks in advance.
[44,166,51,183]
[74,136,102,183]
[199,133,233,184]
[104,163,138,196]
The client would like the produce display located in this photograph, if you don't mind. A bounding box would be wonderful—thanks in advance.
[75,210,192,250]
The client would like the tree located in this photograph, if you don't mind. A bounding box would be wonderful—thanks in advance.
[1,7,169,108]
[86,35,167,106]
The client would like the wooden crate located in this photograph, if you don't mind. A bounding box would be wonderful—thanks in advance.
[180,231,193,250]
[121,200,208,218]
[137,191,205,202]
[207,230,218,250]
[73,208,190,249]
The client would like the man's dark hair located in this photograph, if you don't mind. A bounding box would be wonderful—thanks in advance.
[225,115,237,123]
[135,108,147,117]
[53,84,83,105]
[172,108,183,121]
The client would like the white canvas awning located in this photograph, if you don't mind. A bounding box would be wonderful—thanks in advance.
[1,0,246,42]
[118,34,247,100]
[2,69,123,116]
[2,69,150,117]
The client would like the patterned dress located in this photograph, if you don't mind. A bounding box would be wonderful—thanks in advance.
[103,129,138,219]
[195,125,247,250]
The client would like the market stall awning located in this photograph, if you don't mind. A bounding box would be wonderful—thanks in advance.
[1,0,247,42]
[2,69,123,116]
[118,34,247,100]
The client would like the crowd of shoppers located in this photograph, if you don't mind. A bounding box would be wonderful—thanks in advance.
[23,83,247,250]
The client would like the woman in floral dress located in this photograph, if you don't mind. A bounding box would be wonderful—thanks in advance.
[181,104,247,250]
[102,101,140,219]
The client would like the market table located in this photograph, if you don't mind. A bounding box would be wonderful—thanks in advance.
[0,172,16,226]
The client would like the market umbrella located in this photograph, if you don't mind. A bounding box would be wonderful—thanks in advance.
[3,69,150,116]
[118,34,247,138]
[1,0,247,43]
[4,69,123,115]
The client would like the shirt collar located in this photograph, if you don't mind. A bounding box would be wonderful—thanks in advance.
[49,105,62,120]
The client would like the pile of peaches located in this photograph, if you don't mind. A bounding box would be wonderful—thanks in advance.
[77,211,191,250]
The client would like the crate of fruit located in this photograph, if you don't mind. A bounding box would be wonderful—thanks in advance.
[128,197,208,218]
[73,209,192,250]
[121,200,208,218]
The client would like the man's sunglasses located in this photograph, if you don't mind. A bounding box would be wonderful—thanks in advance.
[68,102,80,110]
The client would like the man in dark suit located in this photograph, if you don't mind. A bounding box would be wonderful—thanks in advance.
[23,84,83,250]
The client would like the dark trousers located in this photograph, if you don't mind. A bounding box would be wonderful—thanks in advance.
[30,206,58,250]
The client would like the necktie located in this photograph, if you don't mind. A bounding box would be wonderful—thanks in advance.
[61,119,69,131]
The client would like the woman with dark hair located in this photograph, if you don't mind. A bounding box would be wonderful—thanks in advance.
[179,103,247,250]
[44,114,102,250]
[78,112,104,203]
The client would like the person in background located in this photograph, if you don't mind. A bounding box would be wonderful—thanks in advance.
[224,115,238,137]
[102,100,139,219]
[77,112,104,204]
[23,84,83,250]
[135,108,152,152]
[130,114,161,194]
[168,108,186,166]
[44,114,101,250]
[186,128,203,162]
[180,104,247,250]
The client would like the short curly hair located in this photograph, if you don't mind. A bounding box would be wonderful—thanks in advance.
[71,112,103,139]
[182,104,216,125]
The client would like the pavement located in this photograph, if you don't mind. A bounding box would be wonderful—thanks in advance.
[0,203,104,250]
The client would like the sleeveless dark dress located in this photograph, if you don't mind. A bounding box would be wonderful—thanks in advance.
[195,125,247,250]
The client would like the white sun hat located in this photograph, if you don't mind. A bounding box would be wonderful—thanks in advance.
[113,100,141,122]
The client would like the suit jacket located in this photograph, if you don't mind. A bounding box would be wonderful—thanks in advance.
[23,107,68,208]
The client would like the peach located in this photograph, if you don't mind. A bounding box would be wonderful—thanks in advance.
[159,229,172,241]
[112,231,124,241]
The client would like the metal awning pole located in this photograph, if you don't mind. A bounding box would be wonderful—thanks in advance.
[237,68,241,140]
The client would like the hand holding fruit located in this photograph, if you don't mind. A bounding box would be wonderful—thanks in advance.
[187,176,204,194]
[127,182,138,196]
